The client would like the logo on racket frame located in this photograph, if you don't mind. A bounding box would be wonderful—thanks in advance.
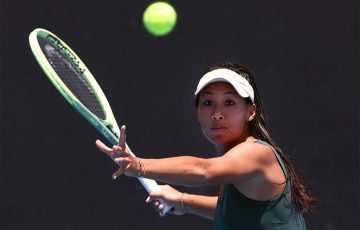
[46,34,86,74]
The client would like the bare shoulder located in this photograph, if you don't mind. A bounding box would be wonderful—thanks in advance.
[225,141,275,165]
[226,141,287,200]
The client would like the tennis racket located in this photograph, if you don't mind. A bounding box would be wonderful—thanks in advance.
[29,28,173,215]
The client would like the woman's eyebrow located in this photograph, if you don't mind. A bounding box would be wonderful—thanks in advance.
[224,91,237,95]
[200,91,213,95]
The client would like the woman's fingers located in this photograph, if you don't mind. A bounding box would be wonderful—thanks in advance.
[95,140,111,152]
[112,166,126,179]
[118,125,127,150]
[146,191,163,203]
[112,157,132,179]
[95,140,114,157]
[95,140,123,160]
[146,192,168,216]
[146,192,164,207]
[96,126,132,180]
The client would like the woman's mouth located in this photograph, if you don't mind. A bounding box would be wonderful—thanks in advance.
[211,126,227,130]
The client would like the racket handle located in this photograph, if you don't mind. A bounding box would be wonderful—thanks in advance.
[137,177,174,215]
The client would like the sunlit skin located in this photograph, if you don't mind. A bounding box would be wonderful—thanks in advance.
[197,82,256,154]
[95,82,286,218]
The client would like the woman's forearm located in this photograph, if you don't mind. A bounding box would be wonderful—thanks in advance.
[137,156,210,187]
[181,194,218,220]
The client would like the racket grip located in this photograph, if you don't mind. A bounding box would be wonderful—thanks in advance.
[137,177,174,215]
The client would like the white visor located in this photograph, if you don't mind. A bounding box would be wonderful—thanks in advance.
[194,68,254,103]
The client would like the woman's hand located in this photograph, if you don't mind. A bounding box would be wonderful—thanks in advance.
[146,185,189,216]
[96,125,138,178]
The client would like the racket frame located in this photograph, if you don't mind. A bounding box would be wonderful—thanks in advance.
[29,29,120,140]
[29,28,173,214]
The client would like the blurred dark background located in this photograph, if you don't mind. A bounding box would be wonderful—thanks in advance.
[1,0,358,229]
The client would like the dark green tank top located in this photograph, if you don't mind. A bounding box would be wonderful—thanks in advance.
[214,140,306,230]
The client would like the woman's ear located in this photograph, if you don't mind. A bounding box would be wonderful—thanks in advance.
[248,103,256,121]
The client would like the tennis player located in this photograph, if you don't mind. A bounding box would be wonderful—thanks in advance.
[96,63,315,229]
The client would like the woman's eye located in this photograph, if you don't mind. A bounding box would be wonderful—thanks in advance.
[203,100,212,106]
[225,100,235,106]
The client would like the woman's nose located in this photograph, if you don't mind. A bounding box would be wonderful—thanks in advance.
[212,112,224,120]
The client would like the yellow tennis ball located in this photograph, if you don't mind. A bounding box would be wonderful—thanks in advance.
[143,2,177,36]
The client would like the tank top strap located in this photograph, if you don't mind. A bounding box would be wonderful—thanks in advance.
[254,140,288,178]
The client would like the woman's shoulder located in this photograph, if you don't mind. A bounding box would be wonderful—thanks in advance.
[227,140,276,164]
[225,140,287,200]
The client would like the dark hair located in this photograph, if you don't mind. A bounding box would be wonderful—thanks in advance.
[195,62,316,213]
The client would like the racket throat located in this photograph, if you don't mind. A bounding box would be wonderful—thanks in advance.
[104,123,120,141]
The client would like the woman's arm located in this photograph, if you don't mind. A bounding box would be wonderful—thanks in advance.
[96,126,270,188]
[147,185,218,220]
[96,137,212,186]
[178,193,218,220]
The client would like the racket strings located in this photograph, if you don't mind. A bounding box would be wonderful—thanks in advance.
[38,37,106,120]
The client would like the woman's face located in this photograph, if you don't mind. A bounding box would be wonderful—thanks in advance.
[197,82,255,148]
